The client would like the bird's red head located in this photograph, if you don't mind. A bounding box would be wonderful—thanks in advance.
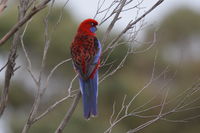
[77,19,98,36]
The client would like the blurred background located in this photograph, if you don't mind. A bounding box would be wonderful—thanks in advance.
[1,0,200,133]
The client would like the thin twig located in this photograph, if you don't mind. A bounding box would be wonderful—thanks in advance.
[20,18,38,86]
[102,0,127,44]
[106,0,164,52]
[21,2,55,132]
[42,58,72,94]
[0,61,8,72]
[0,0,26,117]
[0,0,8,15]
[0,0,52,46]
[33,94,76,123]
[55,92,81,133]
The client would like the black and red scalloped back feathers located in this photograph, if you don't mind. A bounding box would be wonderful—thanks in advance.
[77,19,98,36]
[71,19,99,79]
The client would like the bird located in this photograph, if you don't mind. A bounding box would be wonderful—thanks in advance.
[70,19,102,119]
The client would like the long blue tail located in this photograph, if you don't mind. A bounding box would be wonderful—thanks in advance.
[79,72,98,119]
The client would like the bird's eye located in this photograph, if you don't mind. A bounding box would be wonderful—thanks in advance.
[91,22,94,26]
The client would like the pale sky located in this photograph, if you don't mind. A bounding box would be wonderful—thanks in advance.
[62,0,200,29]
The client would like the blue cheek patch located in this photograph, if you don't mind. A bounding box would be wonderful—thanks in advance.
[90,27,97,33]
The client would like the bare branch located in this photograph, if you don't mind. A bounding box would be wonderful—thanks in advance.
[0,0,8,15]
[106,0,164,52]
[0,61,8,72]
[0,0,26,117]
[55,92,81,133]
[22,2,55,132]
[125,50,158,113]
[33,73,78,123]
[21,1,71,132]
[33,93,76,123]
[102,0,127,44]
[127,117,159,133]
[42,58,72,94]
[21,19,38,86]
[0,0,52,46]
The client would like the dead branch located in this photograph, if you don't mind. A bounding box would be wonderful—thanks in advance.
[102,0,126,44]
[55,92,81,133]
[104,0,164,53]
[0,0,27,117]
[0,0,52,46]
[0,61,8,72]
[0,0,8,15]
[33,93,77,123]
[21,1,70,132]
[21,2,54,132]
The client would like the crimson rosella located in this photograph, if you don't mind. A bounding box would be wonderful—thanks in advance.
[70,19,101,119]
